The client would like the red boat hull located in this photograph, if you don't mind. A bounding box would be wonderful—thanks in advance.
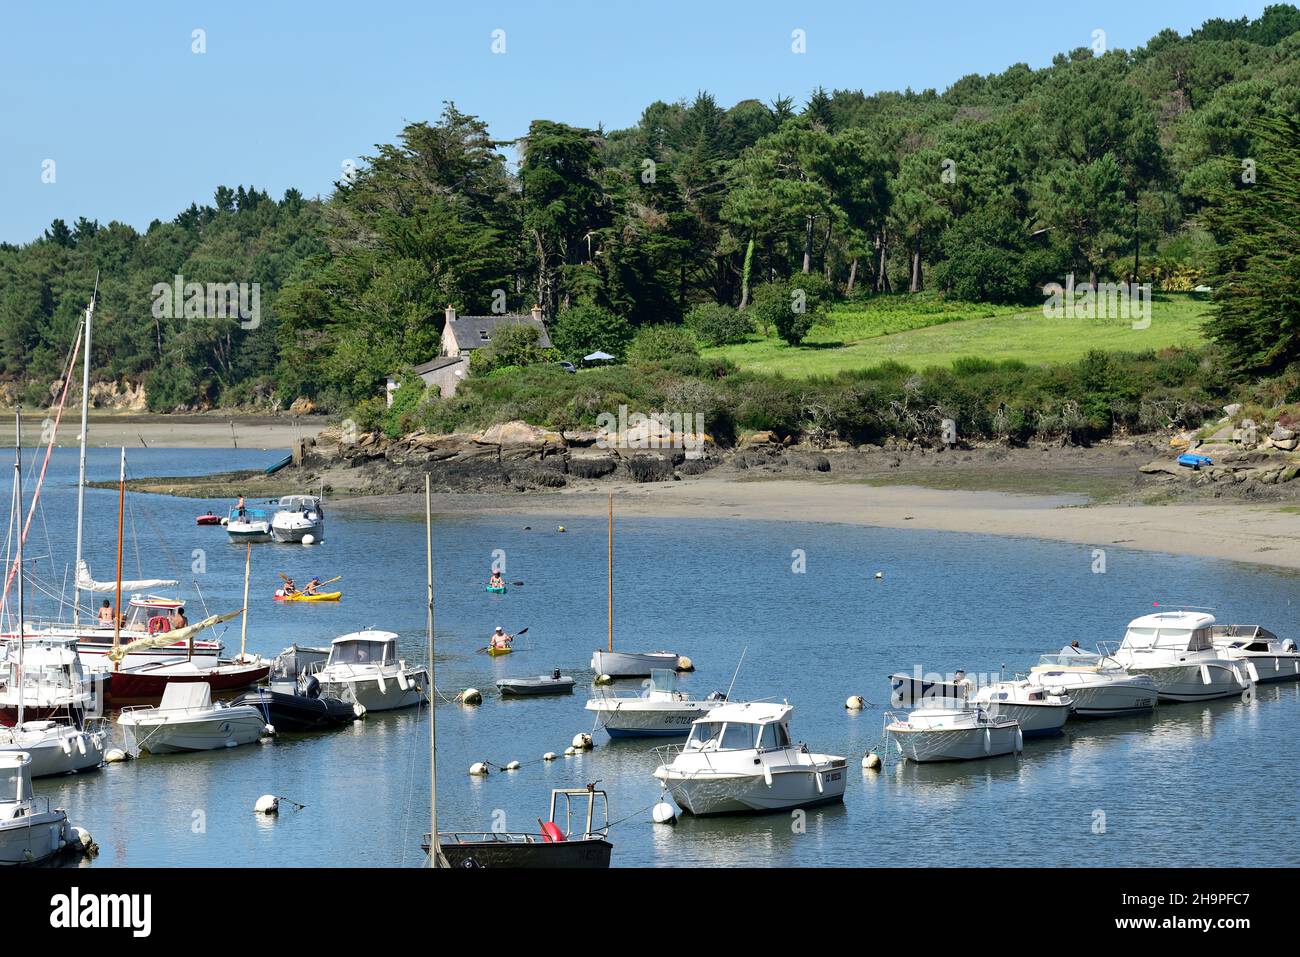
[106,664,269,706]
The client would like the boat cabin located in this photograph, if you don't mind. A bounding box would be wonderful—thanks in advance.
[684,702,793,753]
[1120,611,1217,652]
[1212,625,1293,653]
[0,641,91,703]
[120,596,185,634]
[327,631,399,667]
[276,495,323,518]
[0,752,34,819]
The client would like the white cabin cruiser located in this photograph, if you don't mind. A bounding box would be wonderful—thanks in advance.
[970,679,1072,737]
[227,506,272,543]
[0,720,106,778]
[652,702,847,816]
[271,494,325,544]
[0,639,98,724]
[885,702,1023,762]
[307,631,427,712]
[116,682,269,754]
[1027,647,1159,717]
[585,668,726,737]
[0,752,77,865]
[1212,625,1300,683]
[1109,611,1252,702]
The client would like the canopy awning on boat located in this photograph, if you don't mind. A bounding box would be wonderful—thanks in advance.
[110,609,242,661]
[76,560,178,594]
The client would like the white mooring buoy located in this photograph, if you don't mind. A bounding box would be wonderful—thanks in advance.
[469,762,489,776]
[593,673,613,686]
[302,534,315,546]
[571,732,593,750]
[254,794,280,814]
[543,751,558,761]
[652,802,677,825]
[104,748,130,764]
[845,695,866,711]
[505,760,521,771]
[874,571,884,580]
[862,753,881,770]
[676,655,695,672]
[460,688,482,705]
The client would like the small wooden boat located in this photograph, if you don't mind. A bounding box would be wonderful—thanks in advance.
[196,512,221,526]
[423,788,612,868]
[496,672,575,697]
[274,590,342,602]
[104,656,270,706]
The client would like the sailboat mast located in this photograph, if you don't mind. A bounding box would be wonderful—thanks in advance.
[111,447,125,669]
[607,493,613,654]
[72,280,95,625]
[425,473,444,867]
[239,542,251,660]
[14,408,24,728]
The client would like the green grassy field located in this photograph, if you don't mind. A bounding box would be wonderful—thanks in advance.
[704,292,1211,377]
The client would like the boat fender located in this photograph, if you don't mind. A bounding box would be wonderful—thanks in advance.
[845,695,865,710]
[460,688,482,706]
[1014,727,1023,753]
[375,674,388,695]
[763,763,773,788]
[254,795,279,814]
[571,732,593,750]
[70,826,97,853]
[60,736,73,755]
[540,821,566,843]
[862,753,881,770]
[652,802,677,825]
[505,761,521,771]
[543,751,558,761]
[75,734,87,756]
[813,770,823,794]
[469,762,489,776]
[104,748,129,763]
[1244,662,1260,684]
[397,672,409,691]
[983,728,991,754]
[352,703,367,718]
[1199,664,1211,686]
[263,724,276,736]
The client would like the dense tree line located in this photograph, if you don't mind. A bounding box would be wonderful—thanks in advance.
[3,7,1299,412]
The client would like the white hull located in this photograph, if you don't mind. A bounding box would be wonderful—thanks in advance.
[1063,681,1158,717]
[976,700,1070,736]
[656,759,847,815]
[118,709,266,753]
[1225,655,1300,684]
[0,809,70,866]
[317,667,428,712]
[590,650,680,677]
[0,727,104,777]
[227,521,271,542]
[585,698,722,737]
[890,723,1022,762]
[271,518,323,543]
[1129,662,1246,702]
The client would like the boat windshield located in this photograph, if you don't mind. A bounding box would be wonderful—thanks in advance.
[758,722,790,750]
[330,640,392,665]
[686,720,758,751]
[0,764,24,803]
[646,669,676,694]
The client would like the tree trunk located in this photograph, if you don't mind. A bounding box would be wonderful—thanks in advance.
[877,233,891,294]
[846,257,858,295]
[803,215,814,274]
[909,239,922,293]
[739,239,754,309]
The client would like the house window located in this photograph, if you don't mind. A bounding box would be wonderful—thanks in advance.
[479,330,491,341]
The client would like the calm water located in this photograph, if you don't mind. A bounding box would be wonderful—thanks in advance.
[17,448,1300,867]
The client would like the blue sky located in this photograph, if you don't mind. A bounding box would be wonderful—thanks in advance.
[0,0,1271,243]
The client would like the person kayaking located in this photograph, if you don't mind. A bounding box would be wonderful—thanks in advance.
[282,577,298,597]
[97,599,114,626]
[489,626,513,652]
[488,570,505,589]
[303,576,322,596]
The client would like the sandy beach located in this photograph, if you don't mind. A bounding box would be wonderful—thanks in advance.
[341,477,1300,574]
[0,411,329,450]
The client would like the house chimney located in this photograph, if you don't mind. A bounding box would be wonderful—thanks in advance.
[530,304,543,323]
[445,304,456,323]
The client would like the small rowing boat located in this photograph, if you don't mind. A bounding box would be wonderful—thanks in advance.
[274,590,342,602]
[496,672,574,696]
[196,512,221,526]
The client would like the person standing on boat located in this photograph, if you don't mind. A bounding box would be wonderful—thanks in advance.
[489,626,513,652]
[236,495,246,518]
[169,606,188,630]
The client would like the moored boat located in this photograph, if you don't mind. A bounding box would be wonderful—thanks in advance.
[227,506,272,543]
[233,679,362,731]
[423,787,613,868]
[1109,610,1253,702]
[270,494,325,544]
[117,682,270,754]
[496,672,575,696]
[970,679,1072,736]
[1027,647,1158,717]
[585,668,725,737]
[1211,624,1300,683]
[885,702,1023,762]
[652,702,847,816]
[307,631,428,712]
[0,751,79,865]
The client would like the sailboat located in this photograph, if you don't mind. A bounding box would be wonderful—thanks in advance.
[0,291,222,665]
[0,410,105,779]
[589,494,689,678]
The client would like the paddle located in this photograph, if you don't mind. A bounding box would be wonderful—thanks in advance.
[478,626,529,654]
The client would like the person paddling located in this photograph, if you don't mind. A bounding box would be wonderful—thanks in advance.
[489,626,513,652]
[282,577,298,597]
[488,570,505,589]
[304,576,322,596]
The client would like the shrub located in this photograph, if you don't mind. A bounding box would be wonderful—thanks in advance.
[749,279,832,346]
[627,324,699,365]
[552,302,633,362]
[684,303,752,346]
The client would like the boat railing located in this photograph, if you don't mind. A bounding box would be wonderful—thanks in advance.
[436,831,545,845]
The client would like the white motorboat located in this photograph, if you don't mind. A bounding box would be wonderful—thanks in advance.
[1027,647,1159,717]
[1212,625,1300,683]
[227,506,272,543]
[116,682,269,754]
[0,720,106,778]
[970,679,1072,737]
[0,638,98,724]
[885,702,1023,762]
[652,702,847,816]
[590,649,688,679]
[0,751,77,866]
[1108,611,1253,703]
[307,631,428,712]
[585,668,726,737]
[271,494,325,544]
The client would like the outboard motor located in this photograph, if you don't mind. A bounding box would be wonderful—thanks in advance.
[302,675,321,700]
[552,669,562,680]
[706,691,727,702]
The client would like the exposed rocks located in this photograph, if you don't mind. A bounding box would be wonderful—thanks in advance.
[88,379,148,412]
[288,397,316,415]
